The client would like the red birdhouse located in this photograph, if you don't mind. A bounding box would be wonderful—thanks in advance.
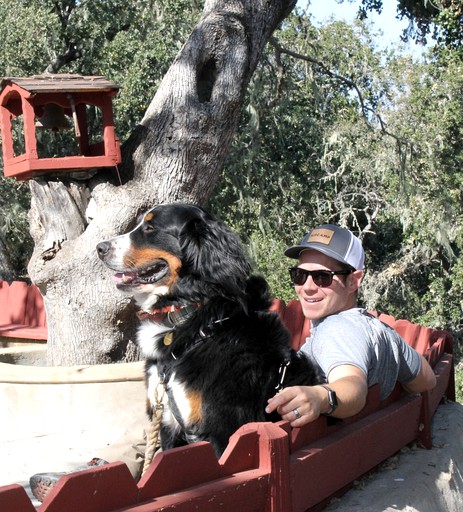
[0,74,121,180]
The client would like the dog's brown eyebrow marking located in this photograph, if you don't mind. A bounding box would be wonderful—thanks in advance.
[144,212,155,222]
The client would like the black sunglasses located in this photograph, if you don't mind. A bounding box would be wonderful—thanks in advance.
[289,267,353,287]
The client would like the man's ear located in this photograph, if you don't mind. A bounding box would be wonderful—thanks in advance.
[348,270,363,293]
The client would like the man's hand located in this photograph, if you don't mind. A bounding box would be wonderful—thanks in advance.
[265,385,327,426]
[265,364,368,426]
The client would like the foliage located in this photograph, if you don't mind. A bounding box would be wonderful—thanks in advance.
[0,174,32,275]
[1,0,463,365]
[210,12,397,293]
[0,0,61,76]
[434,1,463,52]
[359,0,463,50]
[456,362,463,403]
[0,0,200,278]
[210,7,463,360]
[380,55,463,343]
[94,0,201,140]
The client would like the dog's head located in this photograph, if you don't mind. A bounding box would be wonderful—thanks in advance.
[96,203,252,311]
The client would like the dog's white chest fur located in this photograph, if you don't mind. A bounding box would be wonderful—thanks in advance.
[146,364,196,438]
[140,320,198,440]
[137,320,171,359]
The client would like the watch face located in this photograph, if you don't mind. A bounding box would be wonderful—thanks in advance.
[329,389,338,408]
[322,385,338,414]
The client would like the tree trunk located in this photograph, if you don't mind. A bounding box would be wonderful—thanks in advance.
[27,0,296,366]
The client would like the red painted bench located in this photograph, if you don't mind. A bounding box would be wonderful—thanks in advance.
[0,300,454,511]
[0,280,47,341]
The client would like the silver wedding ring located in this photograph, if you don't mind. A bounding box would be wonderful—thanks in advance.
[293,408,301,419]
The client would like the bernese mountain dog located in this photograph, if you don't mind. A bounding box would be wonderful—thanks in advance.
[96,203,320,457]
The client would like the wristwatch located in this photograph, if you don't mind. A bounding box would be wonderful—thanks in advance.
[320,384,338,415]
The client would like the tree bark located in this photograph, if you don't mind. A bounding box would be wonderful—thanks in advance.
[27,0,296,366]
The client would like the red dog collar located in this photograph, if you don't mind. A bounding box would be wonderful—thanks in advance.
[137,303,200,326]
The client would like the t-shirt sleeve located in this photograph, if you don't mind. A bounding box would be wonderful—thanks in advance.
[395,335,423,383]
[310,319,371,379]
[300,311,426,398]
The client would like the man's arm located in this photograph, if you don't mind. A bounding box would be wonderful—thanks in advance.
[325,364,368,417]
[401,355,436,394]
[265,364,368,427]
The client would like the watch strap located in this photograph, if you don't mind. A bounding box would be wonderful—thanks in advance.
[320,384,338,415]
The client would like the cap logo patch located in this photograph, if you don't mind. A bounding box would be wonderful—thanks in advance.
[307,228,334,245]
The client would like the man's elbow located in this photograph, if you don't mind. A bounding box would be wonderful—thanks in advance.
[420,357,437,392]
[403,368,437,394]
[425,371,437,391]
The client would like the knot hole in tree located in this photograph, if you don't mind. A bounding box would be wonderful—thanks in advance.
[197,59,218,103]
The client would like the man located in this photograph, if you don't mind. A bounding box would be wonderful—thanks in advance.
[265,224,436,426]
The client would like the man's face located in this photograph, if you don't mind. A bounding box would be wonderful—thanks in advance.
[295,249,362,321]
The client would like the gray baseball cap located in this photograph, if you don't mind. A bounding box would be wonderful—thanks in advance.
[285,224,365,270]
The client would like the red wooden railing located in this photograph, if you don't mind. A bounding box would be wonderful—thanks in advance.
[0,299,455,511]
[0,280,47,340]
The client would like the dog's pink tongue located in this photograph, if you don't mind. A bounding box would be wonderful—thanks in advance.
[113,272,136,284]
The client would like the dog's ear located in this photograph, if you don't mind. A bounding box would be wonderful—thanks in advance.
[179,216,252,298]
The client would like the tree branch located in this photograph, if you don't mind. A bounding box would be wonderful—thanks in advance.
[268,35,410,144]
[45,44,82,74]
[269,35,369,117]
[46,0,81,73]
[268,35,417,180]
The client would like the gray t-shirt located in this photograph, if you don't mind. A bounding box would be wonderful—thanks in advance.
[299,308,422,399]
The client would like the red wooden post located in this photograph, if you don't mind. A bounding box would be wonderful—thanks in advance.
[101,94,120,160]
[5,281,29,325]
[282,299,311,350]
[378,312,395,327]
[0,280,11,325]
[220,427,260,474]
[40,462,138,512]
[0,99,14,160]
[255,422,292,511]
[0,484,36,512]
[138,442,222,502]
[22,98,39,163]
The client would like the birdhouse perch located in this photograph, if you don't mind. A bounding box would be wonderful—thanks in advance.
[0,74,121,180]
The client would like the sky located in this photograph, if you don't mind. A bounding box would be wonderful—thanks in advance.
[305,0,424,56]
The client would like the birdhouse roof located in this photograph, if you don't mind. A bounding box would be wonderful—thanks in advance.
[1,74,120,94]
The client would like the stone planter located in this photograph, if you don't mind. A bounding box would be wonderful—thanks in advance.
[0,349,147,486]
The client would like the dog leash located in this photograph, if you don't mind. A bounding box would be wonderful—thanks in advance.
[142,377,166,476]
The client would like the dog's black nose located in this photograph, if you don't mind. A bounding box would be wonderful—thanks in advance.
[96,241,111,258]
